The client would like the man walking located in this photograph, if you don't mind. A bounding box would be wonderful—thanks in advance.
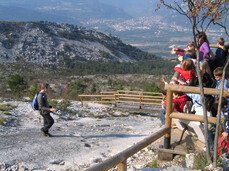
[38,83,56,137]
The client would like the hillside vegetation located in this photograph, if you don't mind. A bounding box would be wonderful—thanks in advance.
[0,21,164,64]
[0,21,176,100]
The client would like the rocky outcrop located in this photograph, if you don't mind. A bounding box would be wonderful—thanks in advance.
[0,21,142,66]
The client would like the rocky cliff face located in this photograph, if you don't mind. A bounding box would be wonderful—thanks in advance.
[0,21,140,66]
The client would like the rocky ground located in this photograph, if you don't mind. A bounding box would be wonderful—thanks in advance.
[0,99,228,171]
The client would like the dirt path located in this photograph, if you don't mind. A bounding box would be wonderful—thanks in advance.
[0,101,163,170]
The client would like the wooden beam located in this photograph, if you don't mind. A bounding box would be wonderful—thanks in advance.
[158,148,186,155]
[169,112,217,124]
[164,84,229,96]
[85,128,170,171]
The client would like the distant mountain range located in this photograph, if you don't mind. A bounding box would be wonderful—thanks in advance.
[0,0,227,58]
[0,21,159,66]
[0,0,131,23]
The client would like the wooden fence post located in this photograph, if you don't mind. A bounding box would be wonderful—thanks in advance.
[114,94,117,107]
[81,96,83,107]
[117,159,127,171]
[164,88,173,149]
[100,92,103,104]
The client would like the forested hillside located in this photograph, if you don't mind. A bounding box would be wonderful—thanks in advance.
[0,21,176,74]
[0,21,176,100]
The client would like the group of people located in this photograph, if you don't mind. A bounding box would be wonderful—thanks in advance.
[160,32,229,154]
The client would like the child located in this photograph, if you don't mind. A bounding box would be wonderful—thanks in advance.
[159,91,188,125]
[160,89,167,125]
[197,32,210,62]
[214,97,229,156]
[170,42,195,57]
[172,91,189,112]
[38,83,56,137]
[173,58,195,86]
[213,67,229,90]
[212,37,227,71]
[213,67,229,112]
[200,60,214,88]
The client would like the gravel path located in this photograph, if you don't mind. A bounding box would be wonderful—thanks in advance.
[1,100,228,171]
[0,101,163,170]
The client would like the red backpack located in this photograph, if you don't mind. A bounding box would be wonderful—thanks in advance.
[218,136,229,156]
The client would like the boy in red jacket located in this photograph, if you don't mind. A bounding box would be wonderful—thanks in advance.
[172,91,188,112]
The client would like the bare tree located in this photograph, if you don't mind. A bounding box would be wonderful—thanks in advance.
[157,0,229,165]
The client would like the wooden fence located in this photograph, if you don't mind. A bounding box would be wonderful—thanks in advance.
[84,84,229,171]
[78,90,162,108]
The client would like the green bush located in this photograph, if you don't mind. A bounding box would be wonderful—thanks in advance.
[146,160,157,168]
[65,81,87,100]
[143,82,160,92]
[58,100,71,112]
[27,81,38,100]
[0,116,5,125]
[0,104,17,111]
[49,100,58,109]
[193,151,209,170]
[8,74,27,94]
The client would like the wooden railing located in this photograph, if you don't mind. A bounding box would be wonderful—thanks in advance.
[84,85,229,171]
[79,90,162,108]
[85,127,170,171]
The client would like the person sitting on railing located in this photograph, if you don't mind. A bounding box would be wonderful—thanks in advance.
[193,60,216,88]
[214,97,229,157]
[170,41,195,59]
[172,58,195,86]
[160,89,167,125]
[213,67,229,111]
[160,91,188,125]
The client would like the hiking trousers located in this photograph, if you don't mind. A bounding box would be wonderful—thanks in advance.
[41,113,54,133]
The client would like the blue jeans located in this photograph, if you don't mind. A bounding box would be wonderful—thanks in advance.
[160,108,166,125]
[208,124,215,150]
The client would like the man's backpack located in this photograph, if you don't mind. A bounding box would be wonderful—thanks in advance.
[31,92,41,110]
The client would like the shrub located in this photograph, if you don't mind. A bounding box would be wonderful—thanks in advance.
[0,104,17,111]
[65,81,87,100]
[193,151,209,170]
[0,116,5,125]
[58,100,71,112]
[49,100,58,109]
[8,74,27,94]
[143,82,160,92]
[146,160,157,168]
[27,81,39,100]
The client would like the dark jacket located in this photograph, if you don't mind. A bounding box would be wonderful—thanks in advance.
[38,92,50,115]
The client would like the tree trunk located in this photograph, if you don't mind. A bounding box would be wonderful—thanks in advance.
[192,27,212,163]
[213,54,229,167]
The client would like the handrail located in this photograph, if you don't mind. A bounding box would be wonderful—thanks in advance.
[85,127,170,171]
[79,90,162,107]
[84,84,226,170]
[169,112,217,124]
[163,84,229,149]
[164,84,229,96]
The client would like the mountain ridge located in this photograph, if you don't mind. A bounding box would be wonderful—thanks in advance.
[0,21,159,67]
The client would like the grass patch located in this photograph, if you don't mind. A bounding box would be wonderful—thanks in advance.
[146,160,157,168]
[0,116,6,125]
[0,104,17,111]
[193,151,209,170]
[125,128,132,132]
[3,112,12,115]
